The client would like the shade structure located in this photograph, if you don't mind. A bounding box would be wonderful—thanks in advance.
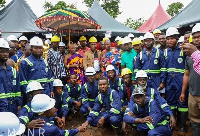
[137,2,171,32]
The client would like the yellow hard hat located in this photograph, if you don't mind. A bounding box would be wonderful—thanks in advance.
[121,68,132,77]
[51,35,60,42]
[118,40,123,45]
[79,36,87,41]
[18,44,21,48]
[153,29,161,35]
[103,37,109,42]
[132,38,142,46]
[189,35,193,43]
[89,36,97,43]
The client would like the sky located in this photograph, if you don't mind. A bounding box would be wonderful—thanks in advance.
[6,0,192,23]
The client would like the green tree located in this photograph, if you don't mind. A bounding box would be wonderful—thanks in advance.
[124,18,145,30]
[0,0,6,8]
[43,1,76,12]
[83,0,121,18]
[166,2,184,17]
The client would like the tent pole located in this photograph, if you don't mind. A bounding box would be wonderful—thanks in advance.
[69,19,70,44]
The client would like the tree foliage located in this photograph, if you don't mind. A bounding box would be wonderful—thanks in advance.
[83,0,121,18]
[43,1,76,12]
[166,2,184,17]
[124,18,145,30]
[0,0,6,8]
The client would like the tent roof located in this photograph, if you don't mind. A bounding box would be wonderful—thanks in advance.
[158,0,200,30]
[0,0,41,34]
[87,0,140,35]
[137,2,171,32]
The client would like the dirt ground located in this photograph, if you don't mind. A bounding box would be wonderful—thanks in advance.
[65,113,192,136]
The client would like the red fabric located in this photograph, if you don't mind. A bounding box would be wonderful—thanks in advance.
[125,86,131,101]
[137,3,171,32]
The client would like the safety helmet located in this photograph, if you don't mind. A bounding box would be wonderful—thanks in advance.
[0,38,10,49]
[7,35,18,42]
[26,81,44,93]
[51,35,60,42]
[128,33,134,38]
[132,87,145,96]
[29,36,44,46]
[0,112,25,136]
[121,68,132,77]
[53,79,63,87]
[166,27,179,38]
[132,38,142,46]
[19,36,28,41]
[178,36,184,43]
[79,36,87,41]
[115,36,121,41]
[85,67,96,76]
[106,65,115,72]
[144,32,154,40]
[59,42,65,47]
[122,36,132,44]
[89,36,97,43]
[45,39,51,45]
[192,23,200,34]
[153,29,161,35]
[118,39,123,45]
[31,94,55,113]
[103,37,109,42]
[139,36,144,41]
[189,35,193,43]
[135,70,147,79]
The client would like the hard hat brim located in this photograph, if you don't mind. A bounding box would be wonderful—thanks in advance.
[32,98,55,113]
[15,123,26,135]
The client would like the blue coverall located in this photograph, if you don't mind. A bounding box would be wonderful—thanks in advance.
[164,45,188,112]
[135,47,166,89]
[80,80,99,115]
[19,54,53,96]
[87,88,122,128]
[25,117,79,136]
[108,77,123,92]
[0,65,22,115]
[123,97,172,136]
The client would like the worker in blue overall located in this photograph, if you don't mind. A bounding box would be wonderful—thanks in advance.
[80,67,99,115]
[0,38,22,115]
[82,77,122,135]
[26,94,85,136]
[134,32,166,93]
[123,87,173,136]
[19,36,54,100]
[106,65,123,92]
[119,68,134,112]
[165,27,188,133]
[53,79,69,128]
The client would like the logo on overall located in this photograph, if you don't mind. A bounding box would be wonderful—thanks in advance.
[154,59,158,64]
[12,80,16,85]
[178,58,183,63]
[45,68,48,73]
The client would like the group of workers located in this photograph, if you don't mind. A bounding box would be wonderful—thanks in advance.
[0,23,200,136]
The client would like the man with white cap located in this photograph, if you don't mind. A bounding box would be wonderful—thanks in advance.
[19,36,54,99]
[153,29,162,49]
[0,38,22,115]
[59,42,66,56]
[0,112,25,136]
[26,94,85,136]
[80,67,99,115]
[18,36,28,58]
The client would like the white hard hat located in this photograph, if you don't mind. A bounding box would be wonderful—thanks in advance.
[19,36,28,41]
[0,38,10,49]
[144,32,154,40]
[53,79,63,87]
[106,65,115,72]
[178,36,184,43]
[192,23,200,34]
[26,81,43,93]
[85,67,96,76]
[45,39,51,45]
[135,70,147,79]
[166,27,179,38]
[115,36,121,41]
[29,36,44,46]
[59,42,65,47]
[0,112,25,136]
[31,94,55,113]
[139,36,144,41]
[7,35,18,42]
[122,36,132,44]
[128,33,134,38]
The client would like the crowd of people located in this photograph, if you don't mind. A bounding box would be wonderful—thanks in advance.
[0,23,200,136]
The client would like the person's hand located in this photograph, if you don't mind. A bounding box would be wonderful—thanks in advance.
[26,119,45,129]
[82,121,89,128]
[88,107,92,111]
[140,116,153,124]
[121,106,127,112]
[158,82,165,90]
[179,93,185,103]
[76,101,82,107]
[181,43,198,56]
[78,125,86,132]
[50,92,54,98]
[169,115,176,129]
[97,117,105,128]
[101,108,106,112]
[61,117,66,128]
[55,117,64,129]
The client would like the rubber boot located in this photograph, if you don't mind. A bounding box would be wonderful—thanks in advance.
[191,123,200,136]
[178,112,188,132]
